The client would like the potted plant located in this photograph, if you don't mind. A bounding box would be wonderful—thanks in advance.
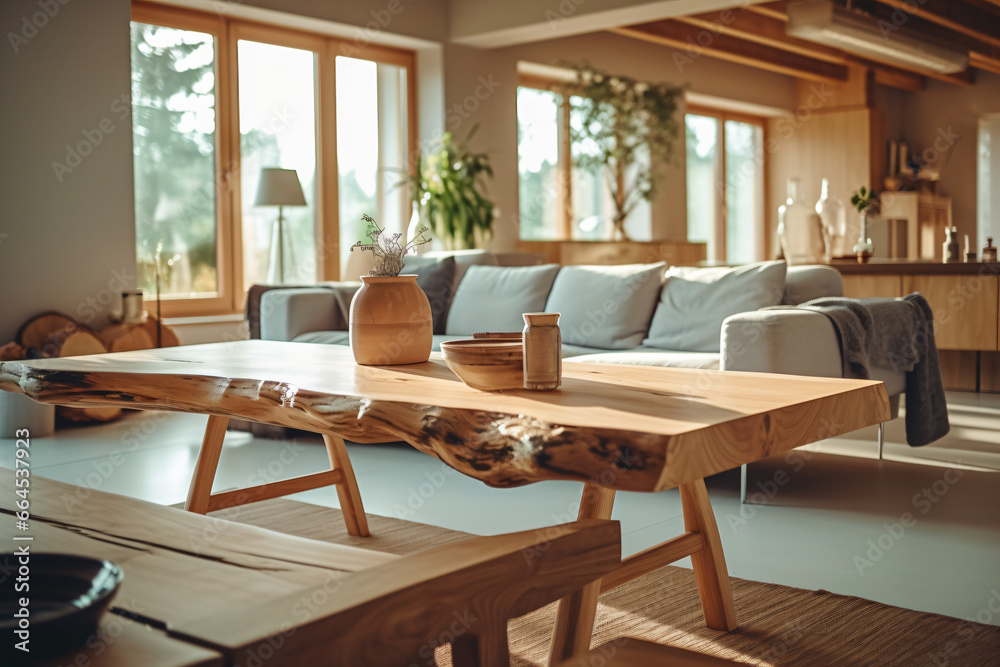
[348,214,433,365]
[402,125,495,250]
[563,64,686,241]
[850,186,880,262]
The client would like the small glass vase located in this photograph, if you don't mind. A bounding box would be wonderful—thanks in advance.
[778,177,828,265]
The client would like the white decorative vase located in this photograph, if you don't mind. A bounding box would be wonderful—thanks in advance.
[778,177,828,265]
[349,275,432,365]
[406,201,423,247]
[815,178,845,260]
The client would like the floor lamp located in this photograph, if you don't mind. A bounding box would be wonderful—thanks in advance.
[254,167,307,283]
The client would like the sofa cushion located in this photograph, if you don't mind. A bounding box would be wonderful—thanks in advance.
[295,331,478,352]
[644,261,787,353]
[782,265,844,304]
[403,255,457,334]
[544,262,666,350]
[445,264,561,335]
[571,349,720,370]
[293,330,351,346]
[421,249,498,285]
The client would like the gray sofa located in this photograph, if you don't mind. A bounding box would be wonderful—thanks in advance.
[255,251,905,418]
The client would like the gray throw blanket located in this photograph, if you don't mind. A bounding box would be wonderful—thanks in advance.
[795,293,949,447]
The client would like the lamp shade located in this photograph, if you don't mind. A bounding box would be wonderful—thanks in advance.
[254,167,307,207]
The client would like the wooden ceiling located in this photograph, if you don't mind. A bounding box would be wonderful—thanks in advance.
[612,0,1000,91]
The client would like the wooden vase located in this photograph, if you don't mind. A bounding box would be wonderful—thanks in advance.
[349,275,432,365]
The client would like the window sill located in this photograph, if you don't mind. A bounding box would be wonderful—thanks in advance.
[162,313,245,327]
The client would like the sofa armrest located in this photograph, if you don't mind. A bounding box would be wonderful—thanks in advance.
[721,309,842,378]
[260,287,347,341]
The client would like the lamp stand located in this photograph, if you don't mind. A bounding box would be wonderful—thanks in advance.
[277,204,285,283]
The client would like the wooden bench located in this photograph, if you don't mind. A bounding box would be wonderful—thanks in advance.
[2,469,619,666]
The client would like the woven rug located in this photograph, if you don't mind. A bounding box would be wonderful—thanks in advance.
[209,499,1000,666]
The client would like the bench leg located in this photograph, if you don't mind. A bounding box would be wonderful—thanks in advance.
[680,478,737,631]
[877,422,885,460]
[324,435,370,537]
[185,415,230,514]
[547,482,616,665]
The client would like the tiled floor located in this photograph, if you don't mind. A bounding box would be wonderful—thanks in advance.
[3,392,999,626]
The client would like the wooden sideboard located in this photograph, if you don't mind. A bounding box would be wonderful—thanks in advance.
[834,260,1000,391]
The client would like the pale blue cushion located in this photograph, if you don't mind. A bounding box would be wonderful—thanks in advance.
[445,264,561,335]
[544,262,666,350]
[644,260,787,353]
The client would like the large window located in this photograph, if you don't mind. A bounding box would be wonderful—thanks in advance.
[237,39,317,287]
[516,82,651,241]
[131,20,220,302]
[130,3,414,315]
[685,108,765,263]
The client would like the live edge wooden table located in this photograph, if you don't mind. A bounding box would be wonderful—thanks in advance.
[0,340,890,664]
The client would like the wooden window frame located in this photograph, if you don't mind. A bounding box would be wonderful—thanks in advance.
[517,76,573,241]
[130,2,416,317]
[685,105,767,263]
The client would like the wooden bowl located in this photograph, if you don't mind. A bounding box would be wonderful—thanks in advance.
[440,339,523,391]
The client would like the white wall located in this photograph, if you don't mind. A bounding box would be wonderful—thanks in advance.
[0,0,136,344]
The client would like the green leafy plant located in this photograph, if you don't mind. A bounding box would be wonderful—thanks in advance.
[401,125,494,250]
[351,213,430,277]
[850,186,880,216]
[563,64,686,241]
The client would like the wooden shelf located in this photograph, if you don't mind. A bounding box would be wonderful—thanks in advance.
[833,259,1000,275]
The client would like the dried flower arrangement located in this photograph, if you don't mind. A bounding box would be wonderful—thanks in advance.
[350,213,431,277]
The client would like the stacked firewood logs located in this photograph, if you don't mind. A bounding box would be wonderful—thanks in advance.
[2,312,178,423]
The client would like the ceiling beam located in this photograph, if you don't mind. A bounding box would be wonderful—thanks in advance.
[677,10,927,91]
[612,20,849,83]
[678,11,845,63]
[868,0,1000,50]
[869,64,925,92]
[746,1,789,21]
[849,0,1000,76]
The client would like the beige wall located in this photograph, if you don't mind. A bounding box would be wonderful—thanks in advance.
[0,0,136,343]
[888,72,1000,248]
[451,31,797,250]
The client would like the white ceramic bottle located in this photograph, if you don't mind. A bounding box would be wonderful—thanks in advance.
[815,178,846,260]
[778,177,828,264]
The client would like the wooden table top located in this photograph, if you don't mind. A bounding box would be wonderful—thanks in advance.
[0,341,890,491]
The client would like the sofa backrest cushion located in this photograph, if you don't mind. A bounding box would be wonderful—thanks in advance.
[402,255,457,334]
[545,262,667,350]
[422,249,498,285]
[643,260,787,353]
[445,264,561,335]
[782,265,844,304]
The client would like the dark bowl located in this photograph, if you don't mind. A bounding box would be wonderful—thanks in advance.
[0,553,123,662]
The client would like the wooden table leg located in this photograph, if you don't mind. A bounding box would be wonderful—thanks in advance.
[185,415,230,514]
[323,435,370,537]
[547,482,616,665]
[680,478,737,631]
